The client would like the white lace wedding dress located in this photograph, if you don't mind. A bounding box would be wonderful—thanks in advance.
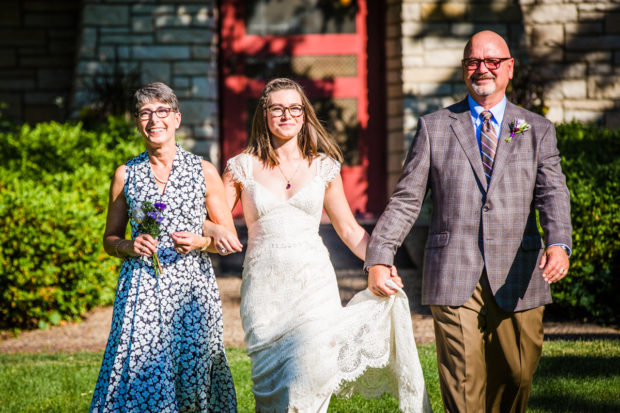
[227,153,432,413]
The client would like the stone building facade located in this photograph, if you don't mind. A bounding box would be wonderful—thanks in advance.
[386,0,620,190]
[1,0,619,189]
[0,1,81,123]
[75,0,219,160]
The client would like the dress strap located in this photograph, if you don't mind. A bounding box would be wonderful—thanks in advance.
[225,153,252,188]
[317,154,341,187]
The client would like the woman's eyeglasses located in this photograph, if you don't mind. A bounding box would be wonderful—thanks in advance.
[267,105,304,118]
[136,107,175,120]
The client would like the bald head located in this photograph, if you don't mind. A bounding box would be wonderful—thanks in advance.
[464,30,511,59]
[462,30,514,108]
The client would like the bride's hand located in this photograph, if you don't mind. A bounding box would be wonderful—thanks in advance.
[389,265,404,289]
[210,225,243,255]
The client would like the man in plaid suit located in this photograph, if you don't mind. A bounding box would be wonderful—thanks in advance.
[365,30,572,412]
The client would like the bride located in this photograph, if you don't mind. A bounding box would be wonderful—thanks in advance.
[211,78,432,412]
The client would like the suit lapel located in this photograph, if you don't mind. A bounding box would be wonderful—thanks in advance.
[450,99,486,188]
[487,101,520,195]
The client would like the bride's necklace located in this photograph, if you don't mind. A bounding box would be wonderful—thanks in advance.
[276,160,302,190]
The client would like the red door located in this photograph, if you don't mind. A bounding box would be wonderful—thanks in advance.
[219,0,385,217]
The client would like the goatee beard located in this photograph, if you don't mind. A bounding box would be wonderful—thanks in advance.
[471,80,496,97]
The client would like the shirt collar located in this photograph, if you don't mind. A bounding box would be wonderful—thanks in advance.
[467,94,507,127]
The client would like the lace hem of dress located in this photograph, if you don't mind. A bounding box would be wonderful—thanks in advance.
[276,350,430,413]
[260,289,432,413]
[333,290,431,412]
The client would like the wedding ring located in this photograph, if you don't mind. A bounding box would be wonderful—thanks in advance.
[220,248,228,254]
[559,268,565,273]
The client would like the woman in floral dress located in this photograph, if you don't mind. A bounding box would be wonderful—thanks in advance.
[90,82,241,412]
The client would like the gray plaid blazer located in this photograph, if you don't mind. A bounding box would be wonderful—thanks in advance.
[365,99,572,311]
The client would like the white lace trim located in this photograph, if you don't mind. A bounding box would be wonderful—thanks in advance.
[253,286,432,413]
[225,153,251,188]
[317,154,341,187]
[320,286,431,413]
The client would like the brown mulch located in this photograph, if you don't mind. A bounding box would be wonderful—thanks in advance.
[0,277,618,354]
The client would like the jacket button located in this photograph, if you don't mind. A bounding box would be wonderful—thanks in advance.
[483,205,489,212]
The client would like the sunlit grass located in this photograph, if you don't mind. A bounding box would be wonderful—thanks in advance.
[0,352,102,412]
[0,341,618,412]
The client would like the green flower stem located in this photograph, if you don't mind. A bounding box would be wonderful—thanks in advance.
[152,252,163,276]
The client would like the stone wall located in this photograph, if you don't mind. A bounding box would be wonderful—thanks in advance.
[0,0,81,123]
[74,0,219,162]
[386,0,528,188]
[388,0,620,186]
[522,1,620,129]
[386,0,406,194]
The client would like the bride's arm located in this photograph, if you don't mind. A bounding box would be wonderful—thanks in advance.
[221,168,242,211]
[200,167,243,254]
[324,175,403,290]
[323,174,369,261]
[193,162,242,254]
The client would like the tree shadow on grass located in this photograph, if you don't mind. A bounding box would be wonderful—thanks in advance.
[536,354,619,380]
[528,395,619,413]
[529,354,620,412]
[545,333,620,341]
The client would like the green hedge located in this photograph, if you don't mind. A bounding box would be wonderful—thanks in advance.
[0,118,618,328]
[550,122,620,324]
[0,118,142,328]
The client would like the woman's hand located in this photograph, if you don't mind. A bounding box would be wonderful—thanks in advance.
[390,265,404,289]
[171,232,209,254]
[132,233,158,256]
[209,224,243,255]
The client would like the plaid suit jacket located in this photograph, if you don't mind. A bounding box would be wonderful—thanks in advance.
[365,99,572,311]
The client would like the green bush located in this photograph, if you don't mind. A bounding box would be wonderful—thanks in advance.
[0,118,618,328]
[551,121,620,324]
[1,116,139,181]
[0,118,142,328]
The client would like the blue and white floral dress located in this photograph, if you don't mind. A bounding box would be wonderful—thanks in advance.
[90,145,237,413]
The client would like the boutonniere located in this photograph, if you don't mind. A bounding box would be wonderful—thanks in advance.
[506,118,531,142]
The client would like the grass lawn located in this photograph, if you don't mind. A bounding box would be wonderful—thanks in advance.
[0,340,618,412]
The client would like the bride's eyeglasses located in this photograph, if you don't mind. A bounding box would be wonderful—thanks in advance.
[267,105,304,118]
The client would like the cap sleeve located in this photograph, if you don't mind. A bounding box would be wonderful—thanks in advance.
[225,153,251,188]
[317,154,341,187]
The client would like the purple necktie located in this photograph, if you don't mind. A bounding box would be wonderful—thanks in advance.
[480,110,497,183]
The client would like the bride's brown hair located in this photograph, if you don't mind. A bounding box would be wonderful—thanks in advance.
[245,78,343,166]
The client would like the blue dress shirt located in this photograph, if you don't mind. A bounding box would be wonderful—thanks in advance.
[468,94,506,153]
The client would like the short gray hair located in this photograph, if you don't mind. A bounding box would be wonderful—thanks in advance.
[133,82,179,114]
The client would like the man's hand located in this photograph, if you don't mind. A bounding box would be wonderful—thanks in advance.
[539,245,570,284]
[368,265,401,297]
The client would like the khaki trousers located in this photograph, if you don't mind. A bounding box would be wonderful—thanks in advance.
[430,276,544,413]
